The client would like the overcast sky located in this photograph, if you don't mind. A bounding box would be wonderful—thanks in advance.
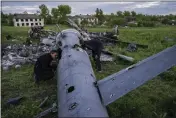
[1,1,176,15]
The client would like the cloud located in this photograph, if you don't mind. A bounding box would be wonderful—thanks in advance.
[125,2,160,10]
[91,2,134,6]
[2,5,39,14]
[1,2,136,15]
[1,2,176,15]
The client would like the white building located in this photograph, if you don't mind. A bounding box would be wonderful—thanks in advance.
[13,14,44,27]
[69,14,98,26]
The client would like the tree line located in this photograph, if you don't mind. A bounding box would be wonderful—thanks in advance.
[1,4,176,27]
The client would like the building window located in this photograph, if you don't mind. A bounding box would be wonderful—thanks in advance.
[31,23,33,26]
[16,19,18,22]
[35,23,38,26]
[25,19,28,21]
[17,23,19,26]
[21,19,24,22]
[39,19,41,21]
[26,23,29,26]
[35,19,37,21]
[30,19,33,21]
[40,23,41,25]
[22,23,24,26]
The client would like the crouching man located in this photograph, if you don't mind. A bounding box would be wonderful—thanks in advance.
[34,50,58,84]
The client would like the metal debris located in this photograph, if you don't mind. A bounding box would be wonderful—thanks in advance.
[6,96,23,105]
[39,96,49,108]
[34,102,57,118]
[126,43,137,52]
[1,44,54,71]
[100,53,114,62]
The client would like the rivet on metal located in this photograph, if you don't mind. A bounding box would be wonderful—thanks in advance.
[110,94,115,98]
[68,102,78,111]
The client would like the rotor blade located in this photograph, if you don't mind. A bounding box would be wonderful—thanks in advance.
[97,45,176,106]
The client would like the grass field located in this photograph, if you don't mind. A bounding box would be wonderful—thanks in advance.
[1,25,176,118]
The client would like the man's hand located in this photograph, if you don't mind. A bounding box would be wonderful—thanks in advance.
[50,60,58,68]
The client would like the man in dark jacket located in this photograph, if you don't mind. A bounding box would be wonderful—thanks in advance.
[81,39,104,72]
[34,50,58,84]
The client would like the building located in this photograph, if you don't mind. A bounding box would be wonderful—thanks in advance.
[69,14,98,26]
[13,14,44,27]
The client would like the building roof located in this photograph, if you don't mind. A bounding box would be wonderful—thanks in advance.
[14,14,42,19]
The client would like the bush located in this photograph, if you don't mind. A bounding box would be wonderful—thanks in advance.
[128,23,137,27]
[110,18,125,27]
[138,21,156,27]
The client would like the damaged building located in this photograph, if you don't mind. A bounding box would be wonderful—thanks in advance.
[69,14,98,26]
[13,13,44,27]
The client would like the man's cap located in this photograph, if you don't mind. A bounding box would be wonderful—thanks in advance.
[50,50,58,53]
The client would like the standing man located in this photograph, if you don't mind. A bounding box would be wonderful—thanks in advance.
[111,25,119,40]
[81,39,104,72]
[33,50,58,84]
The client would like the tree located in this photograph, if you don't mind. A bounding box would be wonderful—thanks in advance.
[1,12,8,25]
[39,4,49,24]
[95,8,105,25]
[51,8,58,18]
[51,8,59,24]
[150,15,159,22]
[46,15,52,24]
[58,5,71,18]
[8,13,14,26]
[99,9,103,16]
[95,8,99,17]
[98,9,105,25]
[131,11,136,17]
[110,18,125,26]
[123,11,131,16]
[57,5,71,24]
[161,18,169,25]
[117,11,123,17]
[168,14,174,20]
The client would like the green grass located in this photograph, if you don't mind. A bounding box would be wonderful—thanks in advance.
[1,26,176,118]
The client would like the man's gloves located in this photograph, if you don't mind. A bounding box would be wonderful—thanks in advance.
[50,60,58,69]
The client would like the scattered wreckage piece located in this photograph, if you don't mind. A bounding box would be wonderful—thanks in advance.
[102,50,134,62]
[34,102,57,118]
[28,26,57,40]
[96,36,148,48]
[39,96,49,108]
[126,43,138,52]
[100,53,114,62]
[161,36,176,43]
[40,36,56,46]
[164,37,176,41]
[6,96,23,105]
[1,44,54,71]
[116,40,148,48]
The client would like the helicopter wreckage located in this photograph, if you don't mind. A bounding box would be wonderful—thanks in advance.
[36,19,176,117]
[2,18,176,118]
[2,19,141,71]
